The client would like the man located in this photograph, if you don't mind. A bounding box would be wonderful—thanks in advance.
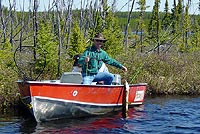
[78,33,127,85]
[71,54,108,73]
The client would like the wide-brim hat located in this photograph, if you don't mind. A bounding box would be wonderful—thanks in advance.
[93,33,107,42]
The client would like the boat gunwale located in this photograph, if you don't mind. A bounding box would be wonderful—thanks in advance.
[16,80,147,87]
[33,96,143,106]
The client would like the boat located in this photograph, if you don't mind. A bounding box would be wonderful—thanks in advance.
[17,72,147,122]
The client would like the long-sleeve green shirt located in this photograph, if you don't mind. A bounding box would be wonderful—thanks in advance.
[78,45,123,75]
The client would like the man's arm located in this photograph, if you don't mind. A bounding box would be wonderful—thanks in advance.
[102,51,127,72]
[78,50,88,66]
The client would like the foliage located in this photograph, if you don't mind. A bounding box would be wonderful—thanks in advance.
[125,52,200,95]
[83,8,124,57]
[36,20,58,79]
[161,0,171,30]
[0,39,18,108]
[190,19,200,51]
[68,21,87,58]
[102,10,124,57]
[176,0,183,30]
[148,0,161,43]
[135,0,148,52]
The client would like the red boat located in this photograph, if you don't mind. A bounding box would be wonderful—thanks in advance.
[17,72,147,122]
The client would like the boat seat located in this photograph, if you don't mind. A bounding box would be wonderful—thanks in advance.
[60,72,82,84]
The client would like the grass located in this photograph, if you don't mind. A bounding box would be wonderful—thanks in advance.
[117,51,200,95]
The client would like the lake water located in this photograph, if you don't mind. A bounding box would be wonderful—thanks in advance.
[0,96,200,134]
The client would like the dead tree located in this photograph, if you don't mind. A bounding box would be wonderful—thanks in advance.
[123,0,135,53]
[8,0,15,47]
[19,0,25,50]
[0,3,6,43]
[33,0,38,59]
[66,0,73,49]
[55,0,62,77]
[80,0,84,32]
[60,0,69,47]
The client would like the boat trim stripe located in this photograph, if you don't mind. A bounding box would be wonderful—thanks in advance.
[33,96,143,106]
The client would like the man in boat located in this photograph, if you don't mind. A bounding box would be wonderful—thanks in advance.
[72,54,108,73]
[78,33,127,85]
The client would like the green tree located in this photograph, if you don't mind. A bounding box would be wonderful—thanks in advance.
[161,0,171,30]
[36,20,58,79]
[148,0,161,53]
[136,0,149,52]
[0,39,18,108]
[87,7,123,57]
[178,4,191,52]
[69,20,87,58]
[177,0,183,29]
[190,18,200,51]
[183,4,191,50]
[171,0,178,34]
[102,9,124,57]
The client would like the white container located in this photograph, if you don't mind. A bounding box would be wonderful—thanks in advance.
[112,74,121,85]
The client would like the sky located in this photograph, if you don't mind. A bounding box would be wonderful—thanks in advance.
[1,0,200,14]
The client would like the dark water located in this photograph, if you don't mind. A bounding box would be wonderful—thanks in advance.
[1,96,200,134]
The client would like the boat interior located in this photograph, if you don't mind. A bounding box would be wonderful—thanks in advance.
[43,72,122,85]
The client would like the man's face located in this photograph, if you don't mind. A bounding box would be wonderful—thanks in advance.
[94,39,104,50]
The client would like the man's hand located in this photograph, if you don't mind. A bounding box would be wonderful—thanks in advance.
[122,66,127,72]
[85,56,90,63]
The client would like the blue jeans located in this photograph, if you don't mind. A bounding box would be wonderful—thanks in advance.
[82,72,114,85]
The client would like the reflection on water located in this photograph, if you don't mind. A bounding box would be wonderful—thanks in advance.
[18,105,144,133]
[1,96,200,134]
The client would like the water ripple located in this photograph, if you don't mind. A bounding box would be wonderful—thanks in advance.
[1,96,200,134]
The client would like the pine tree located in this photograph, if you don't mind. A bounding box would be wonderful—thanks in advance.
[191,18,200,51]
[161,0,171,30]
[148,0,161,53]
[177,0,183,30]
[69,20,87,58]
[171,0,178,34]
[87,5,123,57]
[102,9,123,57]
[0,38,14,67]
[183,4,191,50]
[36,20,58,79]
[136,0,149,52]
